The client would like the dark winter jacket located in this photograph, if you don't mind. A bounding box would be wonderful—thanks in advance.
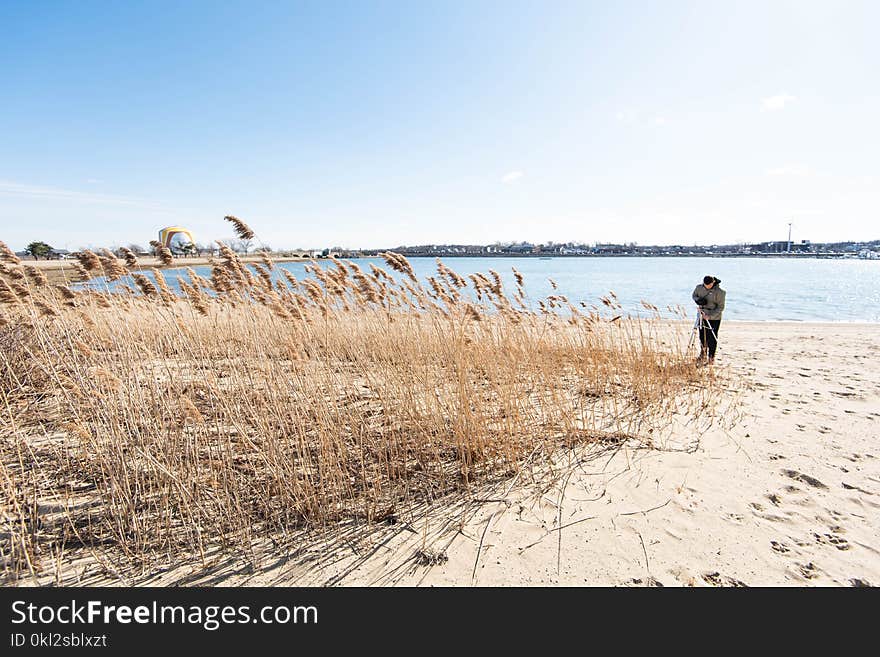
[692,284,726,320]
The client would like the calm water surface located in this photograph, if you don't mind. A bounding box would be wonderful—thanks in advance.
[81,256,880,322]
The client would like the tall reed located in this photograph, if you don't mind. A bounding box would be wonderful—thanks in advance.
[0,218,721,585]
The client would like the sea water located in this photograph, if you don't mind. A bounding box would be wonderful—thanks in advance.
[79,256,880,322]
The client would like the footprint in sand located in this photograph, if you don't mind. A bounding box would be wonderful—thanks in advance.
[842,482,876,495]
[797,562,819,580]
[782,470,828,490]
[702,572,748,587]
[814,531,851,551]
[771,540,791,554]
[749,500,790,523]
[627,577,663,587]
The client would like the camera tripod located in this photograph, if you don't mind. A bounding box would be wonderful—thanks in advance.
[687,307,720,360]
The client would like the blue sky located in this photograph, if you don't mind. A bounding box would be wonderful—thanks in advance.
[1,0,878,251]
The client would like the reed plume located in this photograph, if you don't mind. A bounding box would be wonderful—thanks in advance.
[99,249,128,281]
[119,247,139,269]
[11,282,29,298]
[54,284,77,301]
[75,250,103,273]
[0,241,21,264]
[0,262,26,281]
[157,247,174,267]
[0,278,19,304]
[180,281,209,316]
[512,268,524,288]
[252,263,274,291]
[35,301,59,317]
[184,267,211,290]
[152,269,175,302]
[259,250,274,270]
[24,266,48,287]
[381,252,418,284]
[281,270,300,290]
[216,242,245,283]
[211,265,234,293]
[224,215,255,240]
[132,273,158,297]
[489,270,504,296]
[70,262,90,282]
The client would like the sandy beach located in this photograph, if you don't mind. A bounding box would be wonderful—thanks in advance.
[401,321,879,586]
[117,320,877,587]
[5,310,878,587]
[425,321,878,587]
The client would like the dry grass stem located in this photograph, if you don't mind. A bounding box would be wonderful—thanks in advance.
[0,218,729,585]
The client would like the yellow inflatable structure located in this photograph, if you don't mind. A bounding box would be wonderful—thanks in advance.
[158,226,196,252]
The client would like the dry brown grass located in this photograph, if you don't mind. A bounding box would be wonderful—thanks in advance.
[0,219,726,585]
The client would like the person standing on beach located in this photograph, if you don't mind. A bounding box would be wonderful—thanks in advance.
[692,275,725,365]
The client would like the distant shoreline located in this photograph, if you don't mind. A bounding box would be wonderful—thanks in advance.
[22,251,876,286]
[379,252,869,259]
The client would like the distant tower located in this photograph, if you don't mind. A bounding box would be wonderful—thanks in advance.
[787,222,792,252]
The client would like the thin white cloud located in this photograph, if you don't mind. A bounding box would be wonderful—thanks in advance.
[766,165,811,176]
[762,94,796,111]
[0,179,164,209]
[616,110,666,125]
[501,171,524,184]
[86,178,104,184]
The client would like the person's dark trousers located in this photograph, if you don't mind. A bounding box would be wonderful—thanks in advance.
[699,319,722,358]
